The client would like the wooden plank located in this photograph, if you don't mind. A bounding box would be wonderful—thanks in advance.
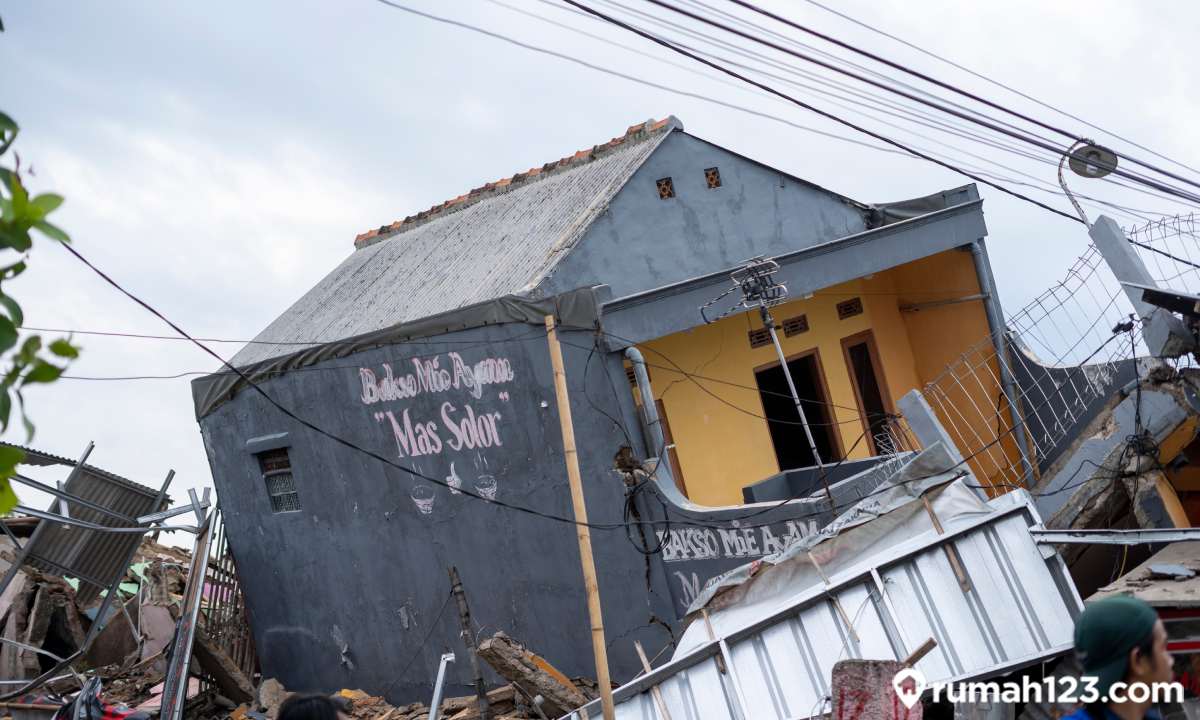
[477,632,585,719]
[193,634,255,704]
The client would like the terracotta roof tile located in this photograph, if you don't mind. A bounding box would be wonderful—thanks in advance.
[354,117,679,249]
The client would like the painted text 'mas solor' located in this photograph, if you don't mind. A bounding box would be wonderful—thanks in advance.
[359,353,514,404]
[376,403,504,459]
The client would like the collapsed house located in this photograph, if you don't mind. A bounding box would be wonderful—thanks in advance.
[190,116,1200,711]
[0,443,257,720]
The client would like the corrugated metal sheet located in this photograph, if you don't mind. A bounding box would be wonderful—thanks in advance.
[561,491,1081,720]
[15,448,168,605]
[231,128,670,366]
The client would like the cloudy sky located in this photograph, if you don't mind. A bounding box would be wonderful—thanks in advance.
[1,0,1196,537]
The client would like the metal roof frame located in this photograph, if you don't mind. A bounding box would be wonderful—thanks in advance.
[0,442,211,705]
[560,489,1082,720]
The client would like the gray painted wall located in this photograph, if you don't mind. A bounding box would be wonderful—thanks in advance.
[536,131,868,300]
[199,322,677,703]
[197,314,891,703]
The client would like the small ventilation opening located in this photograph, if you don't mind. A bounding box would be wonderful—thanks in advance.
[258,448,301,513]
[782,315,809,337]
[837,297,864,320]
[656,177,675,199]
[748,327,772,349]
[704,167,722,188]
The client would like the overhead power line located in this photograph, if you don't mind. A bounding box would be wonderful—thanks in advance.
[720,0,1200,195]
[375,0,1191,222]
[791,0,1200,179]
[367,0,918,159]
[574,0,1200,215]
[636,0,1200,207]
[561,0,1085,224]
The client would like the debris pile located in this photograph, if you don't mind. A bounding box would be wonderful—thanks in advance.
[0,526,254,720]
[253,633,599,720]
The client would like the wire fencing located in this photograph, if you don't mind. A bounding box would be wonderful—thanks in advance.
[919,241,1145,493]
[1127,213,1200,290]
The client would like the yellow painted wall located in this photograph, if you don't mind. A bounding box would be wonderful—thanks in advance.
[642,248,1002,506]
[889,250,1022,493]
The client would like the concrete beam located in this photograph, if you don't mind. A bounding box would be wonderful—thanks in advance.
[601,199,987,347]
[1090,215,1193,357]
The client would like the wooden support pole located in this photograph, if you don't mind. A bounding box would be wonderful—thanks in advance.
[449,566,491,720]
[808,551,859,644]
[700,609,726,674]
[921,496,972,592]
[544,315,616,720]
[634,642,673,720]
[902,637,937,668]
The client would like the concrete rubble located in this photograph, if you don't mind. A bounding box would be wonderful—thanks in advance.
[0,525,253,720]
[255,645,600,720]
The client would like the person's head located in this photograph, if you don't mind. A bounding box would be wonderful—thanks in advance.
[1075,595,1173,702]
[277,694,347,720]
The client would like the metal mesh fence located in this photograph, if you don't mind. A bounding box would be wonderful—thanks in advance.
[919,243,1143,493]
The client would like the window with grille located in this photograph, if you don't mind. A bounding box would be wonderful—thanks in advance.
[704,167,722,189]
[782,314,809,337]
[258,448,301,513]
[656,177,675,199]
[836,297,864,320]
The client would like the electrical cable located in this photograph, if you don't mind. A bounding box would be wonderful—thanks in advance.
[792,0,1200,179]
[580,0,1196,216]
[583,332,635,447]
[67,220,1150,539]
[635,0,1200,207]
[378,589,453,698]
[381,0,1197,226]
[723,0,1200,193]
[56,240,652,532]
[1127,239,1200,271]
[18,324,546,347]
[561,0,1089,224]
[377,0,1148,223]
[367,0,912,160]
[56,239,912,535]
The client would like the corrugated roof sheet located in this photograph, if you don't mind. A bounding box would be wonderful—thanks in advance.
[231,118,674,367]
[1,442,166,502]
[561,489,1081,720]
[2,442,168,605]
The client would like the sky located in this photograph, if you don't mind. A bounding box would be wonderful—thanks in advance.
[0,0,1197,539]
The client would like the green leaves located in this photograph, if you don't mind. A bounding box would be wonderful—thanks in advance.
[49,339,78,359]
[0,109,81,512]
[24,360,62,385]
[0,113,15,157]
[0,445,20,515]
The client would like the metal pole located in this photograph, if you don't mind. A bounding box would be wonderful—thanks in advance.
[0,468,176,702]
[761,306,823,469]
[761,306,837,507]
[428,652,457,720]
[160,503,215,720]
[970,240,1036,487]
[449,567,490,720]
[545,316,616,720]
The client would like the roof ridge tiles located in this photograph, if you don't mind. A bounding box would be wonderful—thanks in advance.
[353,116,678,249]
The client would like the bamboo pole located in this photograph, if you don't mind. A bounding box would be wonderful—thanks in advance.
[634,641,673,720]
[544,315,616,720]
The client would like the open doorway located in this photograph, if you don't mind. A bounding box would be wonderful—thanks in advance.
[842,331,894,455]
[755,352,840,470]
